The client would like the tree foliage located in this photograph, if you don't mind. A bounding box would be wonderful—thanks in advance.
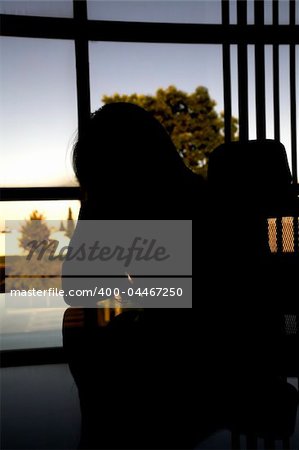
[7,210,61,291]
[19,210,51,253]
[103,85,238,177]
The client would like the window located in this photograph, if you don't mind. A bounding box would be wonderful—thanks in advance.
[87,0,222,24]
[0,0,73,18]
[0,37,78,187]
[1,0,298,353]
[0,201,79,350]
[89,41,224,114]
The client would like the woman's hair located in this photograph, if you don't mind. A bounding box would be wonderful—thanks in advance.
[73,102,189,197]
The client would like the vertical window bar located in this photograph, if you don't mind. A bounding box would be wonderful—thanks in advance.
[273,0,280,141]
[74,0,91,139]
[289,0,297,183]
[222,0,232,143]
[254,0,266,139]
[73,0,103,329]
[237,0,249,141]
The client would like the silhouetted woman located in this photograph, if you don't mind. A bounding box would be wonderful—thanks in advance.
[72,102,204,218]
[62,103,210,449]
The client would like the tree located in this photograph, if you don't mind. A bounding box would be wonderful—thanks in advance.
[65,207,75,239]
[19,210,51,253]
[6,210,61,291]
[103,86,238,178]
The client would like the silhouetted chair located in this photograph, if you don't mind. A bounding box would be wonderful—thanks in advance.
[207,139,298,449]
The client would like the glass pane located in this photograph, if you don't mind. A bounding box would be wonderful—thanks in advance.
[279,46,292,174]
[230,45,239,127]
[87,0,222,24]
[0,37,78,187]
[89,42,228,177]
[264,0,273,25]
[247,45,257,140]
[0,200,80,350]
[265,45,274,139]
[229,0,237,25]
[279,0,290,25]
[0,0,73,18]
[247,0,254,25]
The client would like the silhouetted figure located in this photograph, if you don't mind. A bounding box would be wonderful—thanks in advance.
[63,121,298,447]
[72,102,204,219]
[62,103,211,449]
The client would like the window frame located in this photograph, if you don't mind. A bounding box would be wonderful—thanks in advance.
[0,0,298,363]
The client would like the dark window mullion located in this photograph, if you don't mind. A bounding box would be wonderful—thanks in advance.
[222,0,232,143]
[1,15,299,44]
[73,0,91,139]
[0,187,80,201]
[237,0,249,141]
[0,14,75,39]
[272,0,280,141]
[254,0,266,139]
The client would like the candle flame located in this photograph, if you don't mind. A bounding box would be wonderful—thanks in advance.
[125,272,134,284]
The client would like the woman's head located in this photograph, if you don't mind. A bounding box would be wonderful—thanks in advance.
[73,102,189,201]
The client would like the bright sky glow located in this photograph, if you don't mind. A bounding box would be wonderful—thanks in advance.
[0,37,78,187]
